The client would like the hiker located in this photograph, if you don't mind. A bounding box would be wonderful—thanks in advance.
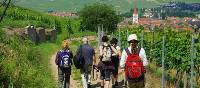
[110,38,121,88]
[120,34,148,88]
[98,36,116,88]
[55,40,73,88]
[76,37,96,88]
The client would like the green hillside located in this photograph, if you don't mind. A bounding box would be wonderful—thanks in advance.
[14,0,157,13]
[0,5,67,87]
[14,0,200,13]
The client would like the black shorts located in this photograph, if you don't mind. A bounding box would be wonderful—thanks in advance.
[111,56,119,77]
[100,69,112,81]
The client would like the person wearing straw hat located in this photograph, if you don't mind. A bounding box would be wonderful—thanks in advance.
[76,37,95,88]
[55,39,73,88]
[120,34,148,88]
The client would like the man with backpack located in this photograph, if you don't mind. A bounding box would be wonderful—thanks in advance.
[55,40,73,88]
[76,37,96,88]
[120,34,148,88]
[110,38,121,88]
[98,36,117,88]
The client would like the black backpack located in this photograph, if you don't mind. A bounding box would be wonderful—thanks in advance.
[74,45,85,69]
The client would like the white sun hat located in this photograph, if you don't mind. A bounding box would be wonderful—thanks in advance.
[127,34,138,42]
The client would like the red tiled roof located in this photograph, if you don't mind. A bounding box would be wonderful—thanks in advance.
[50,12,77,17]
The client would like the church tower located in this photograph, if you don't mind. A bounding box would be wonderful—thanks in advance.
[132,7,139,24]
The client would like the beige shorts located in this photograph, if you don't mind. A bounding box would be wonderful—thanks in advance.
[128,80,145,88]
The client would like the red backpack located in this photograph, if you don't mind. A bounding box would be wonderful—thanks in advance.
[125,48,145,82]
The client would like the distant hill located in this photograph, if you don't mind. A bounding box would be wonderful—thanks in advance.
[14,0,200,13]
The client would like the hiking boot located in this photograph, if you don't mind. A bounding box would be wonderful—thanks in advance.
[112,85,115,88]
[87,84,91,88]
[115,82,118,86]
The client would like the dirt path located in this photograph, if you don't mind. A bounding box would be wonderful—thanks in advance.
[50,51,163,88]
[50,52,80,88]
[90,63,162,88]
[90,49,162,88]
[49,36,162,88]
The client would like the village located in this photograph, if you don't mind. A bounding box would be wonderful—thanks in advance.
[48,2,200,33]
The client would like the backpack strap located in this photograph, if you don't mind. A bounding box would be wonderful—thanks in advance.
[79,45,83,58]
[125,48,131,55]
[102,44,112,52]
[102,44,110,49]
[125,47,141,55]
[59,50,63,53]
[136,47,141,54]
[60,49,70,53]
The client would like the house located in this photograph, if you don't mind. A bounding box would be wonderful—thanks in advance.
[196,14,200,19]
[188,19,200,29]
[50,12,78,18]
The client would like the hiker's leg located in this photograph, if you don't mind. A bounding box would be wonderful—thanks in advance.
[105,81,110,88]
[64,72,70,88]
[111,72,116,88]
[123,73,127,87]
[104,69,111,88]
[114,58,119,86]
[100,70,105,87]
[111,73,115,86]
[127,81,136,88]
[101,80,104,88]
[81,69,88,88]
[87,66,92,87]
[136,80,145,88]
[115,68,119,86]
[58,67,64,88]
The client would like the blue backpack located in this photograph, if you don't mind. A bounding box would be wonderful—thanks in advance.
[59,50,72,68]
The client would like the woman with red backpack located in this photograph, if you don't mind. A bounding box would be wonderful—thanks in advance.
[120,34,148,88]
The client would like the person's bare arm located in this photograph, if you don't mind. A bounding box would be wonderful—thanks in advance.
[111,46,118,55]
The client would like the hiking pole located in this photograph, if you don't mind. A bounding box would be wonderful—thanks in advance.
[92,65,95,80]
[126,29,129,47]
[190,34,195,88]
[162,36,165,88]
[118,28,122,48]
[141,30,144,48]
[92,65,99,80]
[98,25,101,47]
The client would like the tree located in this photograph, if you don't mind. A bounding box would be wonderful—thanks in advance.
[0,0,12,22]
[66,19,73,39]
[79,3,120,32]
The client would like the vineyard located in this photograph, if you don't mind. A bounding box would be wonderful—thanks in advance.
[1,1,200,87]
[112,26,200,87]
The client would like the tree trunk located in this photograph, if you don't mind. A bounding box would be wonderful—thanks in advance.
[0,0,11,22]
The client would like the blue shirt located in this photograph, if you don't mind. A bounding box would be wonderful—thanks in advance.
[79,44,95,66]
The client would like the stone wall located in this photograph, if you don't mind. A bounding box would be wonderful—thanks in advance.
[27,26,37,43]
[37,27,46,43]
[27,26,57,43]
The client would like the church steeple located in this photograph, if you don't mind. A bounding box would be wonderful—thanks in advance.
[132,0,139,24]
